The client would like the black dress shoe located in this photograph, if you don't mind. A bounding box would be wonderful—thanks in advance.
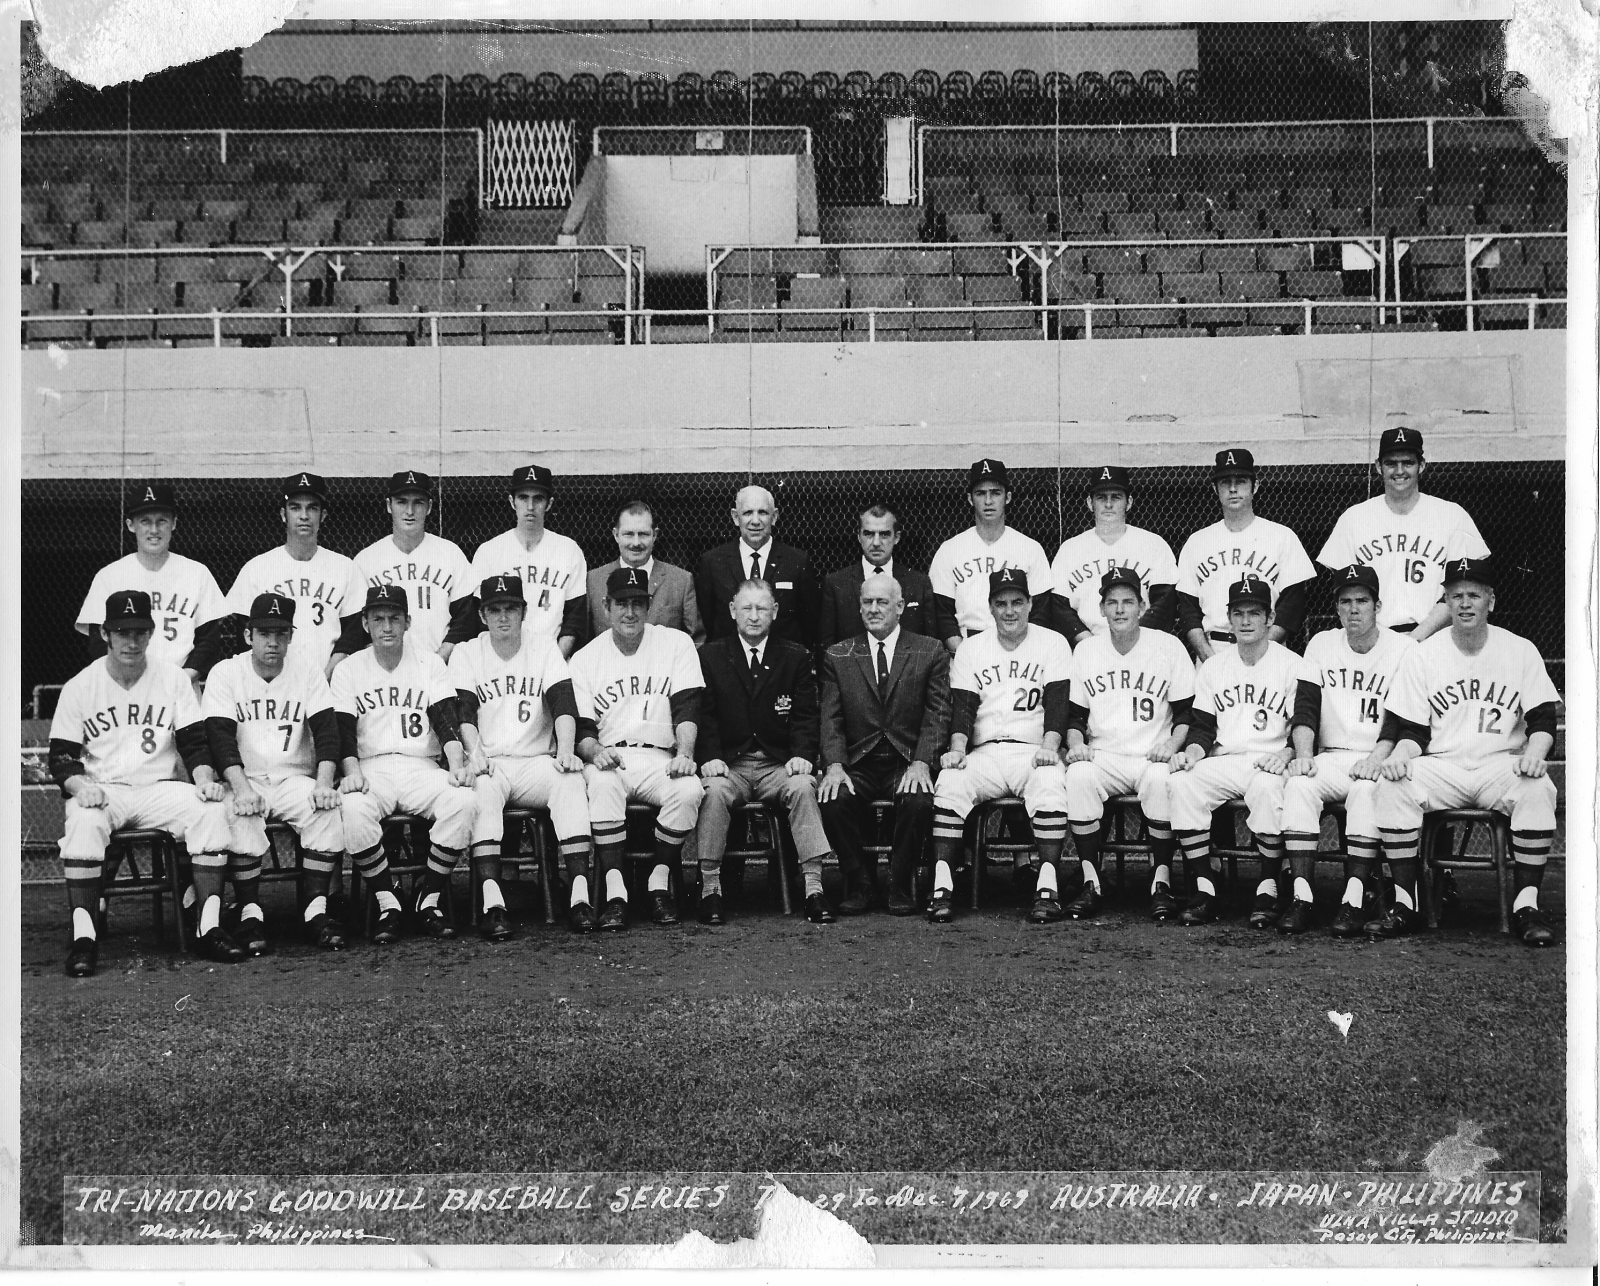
[697,892,725,925]
[1149,881,1180,921]
[235,914,270,957]
[480,905,513,942]
[926,889,954,923]
[598,897,628,932]
[199,926,248,963]
[567,900,597,934]
[1329,902,1365,939]
[65,937,98,977]
[838,888,872,916]
[1029,891,1065,924]
[372,907,404,944]
[1513,906,1556,947]
[1247,892,1279,930]
[886,889,916,916]
[648,890,679,925]
[1277,899,1313,935]
[416,899,457,940]
[805,893,836,924]
[1066,883,1102,920]
[306,914,346,951]
[1364,904,1419,939]
[1178,891,1218,925]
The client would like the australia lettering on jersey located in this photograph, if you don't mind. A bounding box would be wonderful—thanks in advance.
[970,657,1046,690]
[473,673,548,703]
[232,697,307,723]
[1064,557,1152,595]
[1190,548,1282,586]
[592,673,674,712]
[81,702,174,740]
[1075,667,1172,700]
[147,590,199,619]
[950,555,1021,586]
[267,576,346,608]
[1212,682,1291,718]
[1318,666,1393,699]
[353,685,432,716]
[1427,677,1523,720]
[505,563,573,591]
[369,561,458,594]
[1352,532,1448,567]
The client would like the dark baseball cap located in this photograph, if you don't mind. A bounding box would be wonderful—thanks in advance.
[968,458,1010,491]
[1227,574,1273,609]
[1086,465,1133,495]
[607,566,651,601]
[1334,564,1380,597]
[1377,426,1424,460]
[1443,556,1494,589]
[479,574,525,607]
[988,567,1029,599]
[127,482,177,517]
[1211,448,1256,481]
[247,593,296,628]
[104,591,155,631]
[1099,566,1143,598]
[509,464,555,496]
[363,583,409,612]
[283,471,330,504]
[388,469,434,498]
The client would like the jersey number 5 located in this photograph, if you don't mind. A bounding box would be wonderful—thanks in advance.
[400,712,425,739]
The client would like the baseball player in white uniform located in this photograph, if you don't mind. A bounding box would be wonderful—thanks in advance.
[203,593,346,953]
[1061,568,1194,922]
[929,458,1054,653]
[454,464,589,658]
[1281,564,1414,936]
[1168,574,1303,926]
[224,472,366,678]
[344,470,475,661]
[450,574,591,941]
[50,590,242,975]
[929,567,1072,923]
[76,482,227,681]
[1365,557,1561,946]
[333,584,479,943]
[570,566,706,933]
[1317,426,1490,641]
[1050,466,1179,644]
[1175,448,1318,660]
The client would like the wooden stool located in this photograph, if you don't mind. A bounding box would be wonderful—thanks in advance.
[101,828,189,952]
[350,813,458,937]
[970,797,1033,909]
[1419,808,1513,934]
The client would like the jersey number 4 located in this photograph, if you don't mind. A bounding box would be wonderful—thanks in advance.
[400,712,426,739]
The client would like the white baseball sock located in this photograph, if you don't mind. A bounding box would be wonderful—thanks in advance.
[1293,877,1313,903]
[1081,860,1100,891]
[303,896,327,922]
[198,895,221,936]
[605,869,627,902]
[1341,877,1363,907]
[934,860,954,893]
[481,878,505,911]
[375,890,402,914]
[570,875,589,907]
[1150,864,1171,891]
[647,865,670,893]
[73,907,97,941]
[1513,886,1538,912]
[1036,863,1059,896]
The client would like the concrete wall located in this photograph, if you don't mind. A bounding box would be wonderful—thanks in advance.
[21,330,1565,481]
[605,155,799,275]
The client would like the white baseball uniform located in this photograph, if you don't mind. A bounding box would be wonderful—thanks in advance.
[569,624,705,839]
[1175,517,1317,636]
[1375,625,1561,832]
[225,546,366,672]
[1050,527,1179,636]
[202,651,343,855]
[934,625,1072,824]
[468,528,589,645]
[352,532,474,655]
[52,657,231,876]
[1064,628,1195,823]
[448,632,589,850]
[1317,494,1490,631]
[1282,627,1414,838]
[929,527,1053,638]
[1168,641,1300,834]
[77,553,226,670]
[332,642,476,854]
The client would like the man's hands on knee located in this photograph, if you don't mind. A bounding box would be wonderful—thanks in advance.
[818,764,854,802]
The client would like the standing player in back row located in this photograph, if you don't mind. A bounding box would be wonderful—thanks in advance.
[224,472,367,678]
[1175,449,1317,660]
[1316,427,1490,641]
[452,465,589,658]
[344,470,475,662]
[929,458,1053,654]
[1049,466,1179,645]
[76,482,228,682]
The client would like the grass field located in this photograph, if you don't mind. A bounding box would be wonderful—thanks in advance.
[18,863,1567,1246]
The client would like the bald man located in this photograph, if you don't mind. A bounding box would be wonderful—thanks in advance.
[695,484,820,647]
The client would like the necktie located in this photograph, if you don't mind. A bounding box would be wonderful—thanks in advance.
[749,647,761,679]
[749,550,761,583]
[876,640,889,696]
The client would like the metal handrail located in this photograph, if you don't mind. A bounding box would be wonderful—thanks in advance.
[1390,230,1566,331]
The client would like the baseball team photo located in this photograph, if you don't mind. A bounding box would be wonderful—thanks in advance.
[10,11,1589,1262]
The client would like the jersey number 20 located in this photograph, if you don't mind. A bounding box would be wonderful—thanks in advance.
[1012,687,1042,712]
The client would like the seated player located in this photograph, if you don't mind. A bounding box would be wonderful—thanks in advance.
[1281,565,1414,937]
[1365,558,1561,946]
[332,585,479,942]
[1168,575,1302,926]
[1060,568,1194,922]
[697,579,835,926]
[204,593,347,953]
[50,591,242,975]
[929,568,1072,923]
[1049,467,1179,645]
[450,575,591,941]
[570,567,706,932]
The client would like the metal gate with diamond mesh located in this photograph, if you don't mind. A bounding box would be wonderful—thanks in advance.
[487,117,575,208]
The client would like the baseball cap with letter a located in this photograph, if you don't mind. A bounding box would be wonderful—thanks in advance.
[508,464,555,496]
[388,470,434,498]
[247,593,296,628]
[988,566,1029,599]
[1377,426,1424,461]
[1227,574,1272,609]
[283,471,330,505]
[1336,564,1380,596]
[1099,566,1143,597]
[1087,465,1133,495]
[479,575,525,607]
[607,566,651,601]
[364,583,409,613]
[1211,448,1256,481]
[127,482,177,517]
[104,590,155,631]
[968,458,1010,491]
[1443,556,1494,589]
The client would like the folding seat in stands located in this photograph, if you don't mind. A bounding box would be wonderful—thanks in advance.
[126,220,179,247]
[451,278,515,311]
[336,278,396,309]
[1158,212,1207,238]
[953,246,1011,276]
[287,214,338,244]
[1084,246,1142,278]
[399,250,459,281]
[839,247,898,277]
[290,301,358,339]
[102,257,158,286]
[577,275,626,309]
[34,257,98,285]
[74,221,126,248]
[392,215,441,244]
[910,276,969,336]
[339,252,399,281]
[148,198,198,223]
[1145,244,1203,275]
[337,212,393,245]
[1479,202,1532,232]
[1100,274,1160,329]
[1417,266,1466,301]
[847,275,909,335]
[1208,209,1260,238]
[948,213,995,242]
[21,282,55,315]
[902,247,953,276]
[782,277,846,336]
[1266,208,1318,237]
[1129,189,1180,214]
[235,218,286,244]
[1105,210,1157,239]
[1483,264,1545,297]
[1081,190,1129,214]
[1254,243,1310,273]
[23,222,74,248]
[1159,271,1220,303]
[57,282,120,314]
[1284,270,1343,299]
[1423,205,1479,234]
[178,219,232,247]
[461,251,521,279]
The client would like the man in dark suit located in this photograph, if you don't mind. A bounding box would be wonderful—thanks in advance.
[818,571,951,915]
[586,499,704,645]
[819,501,937,648]
[696,484,819,647]
[696,579,835,925]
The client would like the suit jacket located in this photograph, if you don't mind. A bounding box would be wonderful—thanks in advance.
[696,634,819,765]
[696,539,819,647]
[818,562,936,649]
[586,558,704,646]
[820,630,950,772]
